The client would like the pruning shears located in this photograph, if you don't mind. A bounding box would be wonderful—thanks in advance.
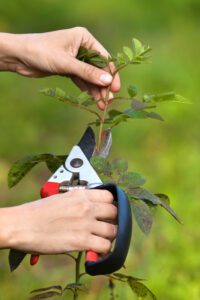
[9,127,132,276]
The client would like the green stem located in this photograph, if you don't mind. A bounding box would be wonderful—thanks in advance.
[96,86,110,152]
[73,252,83,300]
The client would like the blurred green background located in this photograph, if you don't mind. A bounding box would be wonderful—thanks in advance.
[0,0,199,299]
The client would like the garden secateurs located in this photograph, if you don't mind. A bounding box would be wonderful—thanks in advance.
[9,127,132,276]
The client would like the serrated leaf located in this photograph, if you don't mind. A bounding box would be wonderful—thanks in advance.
[29,291,61,300]
[31,286,62,294]
[131,99,153,111]
[146,111,164,121]
[116,52,126,65]
[127,187,181,223]
[143,92,188,104]
[90,156,111,176]
[155,193,170,205]
[124,109,148,119]
[127,85,137,97]
[77,47,108,68]
[8,155,44,188]
[40,87,66,98]
[8,154,66,188]
[119,172,146,188]
[111,159,128,175]
[45,155,66,173]
[108,109,123,119]
[132,199,153,235]
[128,277,157,300]
[114,273,143,281]
[132,38,143,56]
[40,87,78,104]
[123,46,133,60]
[124,109,163,121]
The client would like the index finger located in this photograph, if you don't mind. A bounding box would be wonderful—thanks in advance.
[84,32,121,92]
[87,189,114,203]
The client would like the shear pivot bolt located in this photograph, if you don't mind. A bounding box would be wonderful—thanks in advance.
[70,158,83,168]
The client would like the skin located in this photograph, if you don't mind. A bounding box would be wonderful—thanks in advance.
[0,27,120,255]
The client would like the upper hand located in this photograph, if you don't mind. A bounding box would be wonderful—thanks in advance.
[11,27,121,109]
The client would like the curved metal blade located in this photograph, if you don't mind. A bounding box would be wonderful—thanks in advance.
[78,127,96,160]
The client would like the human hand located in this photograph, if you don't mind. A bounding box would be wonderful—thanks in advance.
[1,28,120,109]
[3,189,117,255]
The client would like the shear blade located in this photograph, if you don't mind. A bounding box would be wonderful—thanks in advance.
[78,127,96,160]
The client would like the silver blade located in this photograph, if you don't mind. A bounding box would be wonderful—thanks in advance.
[98,129,112,159]
[78,127,96,160]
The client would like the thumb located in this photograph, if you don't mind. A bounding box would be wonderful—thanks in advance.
[68,57,113,87]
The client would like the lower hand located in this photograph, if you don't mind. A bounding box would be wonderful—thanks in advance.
[4,189,117,255]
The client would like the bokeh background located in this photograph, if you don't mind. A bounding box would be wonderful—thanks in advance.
[0,0,199,299]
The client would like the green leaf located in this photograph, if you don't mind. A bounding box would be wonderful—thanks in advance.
[31,286,62,294]
[45,155,66,173]
[40,87,66,98]
[40,88,78,104]
[124,109,148,119]
[132,38,143,56]
[111,114,129,126]
[90,156,111,176]
[155,193,170,206]
[113,273,143,281]
[124,109,163,121]
[127,187,181,223]
[119,172,146,188]
[8,154,66,188]
[123,46,133,60]
[128,277,157,300]
[111,158,128,175]
[143,92,188,104]
[146,111,164,121]
[30,291,62,299]
[132,199,153,235]
[131,99,154,111]
[77,47,108,68]
[116,52,126,65]
[108,109,123,119]
[127,85,137,97]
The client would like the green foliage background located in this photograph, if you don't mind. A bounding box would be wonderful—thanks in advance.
[0,0,199,299]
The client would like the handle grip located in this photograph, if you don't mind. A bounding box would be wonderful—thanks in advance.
[85,183,132,276]
[30,182,60,266]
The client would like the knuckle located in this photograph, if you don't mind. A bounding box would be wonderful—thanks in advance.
[84,64,96,78]
[101,239,112,254]
[102,190,114,202]
[81,199,93,216]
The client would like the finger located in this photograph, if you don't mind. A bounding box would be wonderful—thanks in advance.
[68,57,113,87]
[87,190,114,203]
[108,62,121,93]
[92,221,117,240]
[94,203,117,221]
[71,76,106,110]
[87,235,112,254]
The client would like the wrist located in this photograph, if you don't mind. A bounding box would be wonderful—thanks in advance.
[0,206,17,249]
[0,32,26,72]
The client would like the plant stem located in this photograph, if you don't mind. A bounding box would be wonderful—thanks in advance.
[73,251,83,300]
[96,86,110,152]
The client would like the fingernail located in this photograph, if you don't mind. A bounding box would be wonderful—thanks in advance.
[100,74,113,85]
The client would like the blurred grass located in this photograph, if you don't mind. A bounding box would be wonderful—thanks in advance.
[0,0,199,299]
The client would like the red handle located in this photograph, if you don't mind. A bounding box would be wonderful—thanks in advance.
[30,182,60,266]
[86,251,99,263]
